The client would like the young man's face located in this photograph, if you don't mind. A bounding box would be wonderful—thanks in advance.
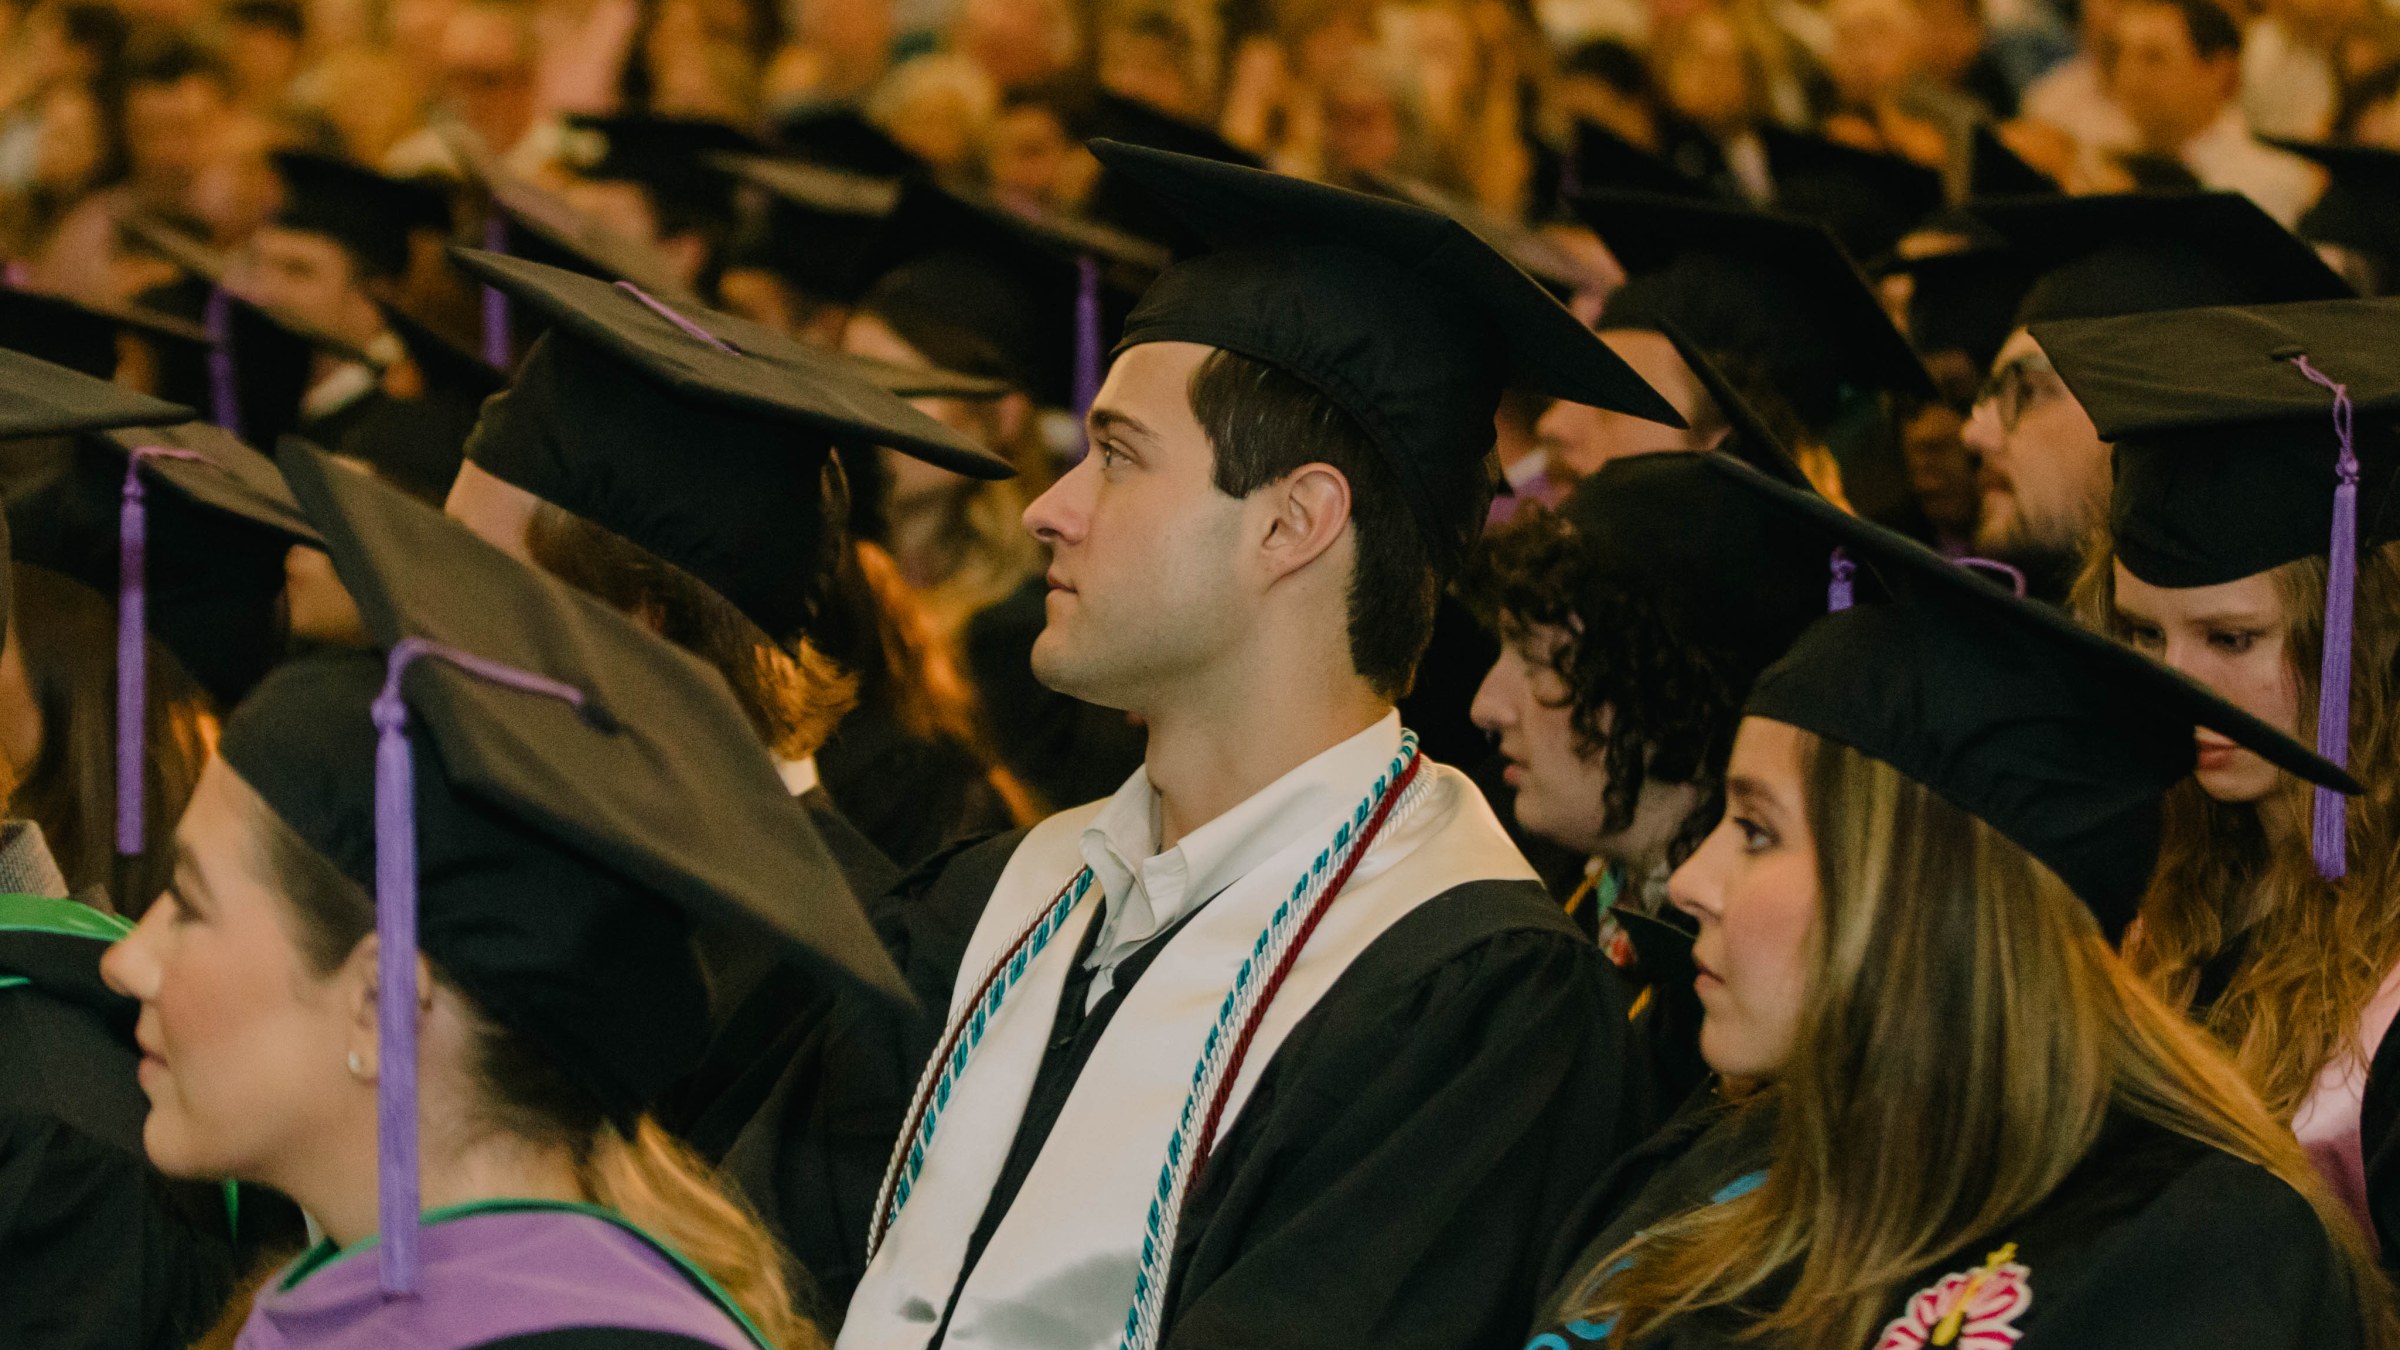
[238,225,387,349]
[2112,1,2235,151]
[1022,341,1263,713]
[1962,329,2111,576]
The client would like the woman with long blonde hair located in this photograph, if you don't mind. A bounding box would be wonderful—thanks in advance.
[101,448,902,1348]
[2039,300,2400,1244]
[1531,456,2392,1348]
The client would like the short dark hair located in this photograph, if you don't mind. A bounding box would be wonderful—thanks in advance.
[225,0,306,40]
[1188,350,1437,701]
[1461,508,1744,865]
[2134,0,2241,59]
[122,33,229,89]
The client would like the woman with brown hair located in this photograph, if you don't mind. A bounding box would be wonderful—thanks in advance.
[2038,299,2400,1249]
[1530,455,2391,1348]
[102,444,905,1348]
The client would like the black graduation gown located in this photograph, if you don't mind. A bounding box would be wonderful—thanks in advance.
[869,829,1661,1350]
[1530,1108,2366,1349]
[817,687,1014,872]
[2355,1007,2400,1276]
[0,905,276,1349]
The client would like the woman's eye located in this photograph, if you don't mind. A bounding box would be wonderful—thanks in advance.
[1734,817,1776,853]
[2119,620,2164,652]
[2208,629,2260,655]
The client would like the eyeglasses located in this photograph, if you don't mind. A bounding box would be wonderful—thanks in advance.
[1974,349,2058,434]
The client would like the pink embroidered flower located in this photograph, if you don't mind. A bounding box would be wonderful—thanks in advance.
[1873,1255,2033,1350]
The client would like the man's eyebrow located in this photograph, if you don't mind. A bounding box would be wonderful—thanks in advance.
[1086,407,1158,446]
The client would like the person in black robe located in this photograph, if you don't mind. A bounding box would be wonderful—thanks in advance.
[0,350,301,1350]
[833,141,1686,1350]
[1527,455,2388,1349]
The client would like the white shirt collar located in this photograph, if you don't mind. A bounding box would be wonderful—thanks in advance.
[1075,711,1403,987]
[775,755,821,797]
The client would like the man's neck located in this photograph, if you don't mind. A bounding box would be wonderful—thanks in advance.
[1141,679,1392,853]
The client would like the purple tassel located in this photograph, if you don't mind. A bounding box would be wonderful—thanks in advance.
[1953,556,2029,596]
[369,637,601,1297]
[481,213,511,368]
[613,281,739,355]
[115,448,205,859]
[2289,354,2358,881]
[1827,548,1855,612]
[1073,254,1103,428]
[203,287,240,437]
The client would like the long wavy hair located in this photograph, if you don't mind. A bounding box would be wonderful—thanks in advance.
[2074,539,2400,1121]
[1569,732,2393,1349]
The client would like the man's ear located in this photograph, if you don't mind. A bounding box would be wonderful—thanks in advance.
[1258,462,1354,583]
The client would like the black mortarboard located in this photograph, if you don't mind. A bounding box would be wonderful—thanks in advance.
[1968,191,2353,327]
[1078,92,1263,245]
[772,104,926,178]
[862,179,1167,410]
[559,115,759,235]
[0,284,208,382]
[1700,452,2359,935]
[2031,296,2399,879]
[1968,124,2061,198]
[2031,297,2400,588]
[449,248,1008,638]
[269,150,454,280]
[1759,127,1947,262]
[2268,139,2400,289]
[1093,140,1681,576]
[1884,245,2038,376]
[226,439,899,1293]
[1660,322,1815,490]
[1564,121,1714,200]
[710,151,901,307]
[0,345,189,438]
[1579,190,1936,425]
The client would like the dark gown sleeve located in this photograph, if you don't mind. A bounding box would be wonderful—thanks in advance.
[2358,1004,2400,1275]
[1161,882,1656,1350]
[2018,1153,2362,1350]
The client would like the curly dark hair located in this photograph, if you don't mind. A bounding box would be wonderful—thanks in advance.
[1462,505,1747,866]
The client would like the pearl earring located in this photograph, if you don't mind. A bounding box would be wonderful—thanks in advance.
[347,1050,367,1078]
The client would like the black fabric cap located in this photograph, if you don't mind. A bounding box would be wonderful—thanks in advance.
[711,150,901,306]
[861,179,1165,408]
[4,417,309,706]
[1969,125,2061,198]
[1759,127,1947,262]
[270,151,453,280]
[1884,245,2038,375]
[1969,192,2353,327]
[1567,122,1715,199]
[1659,322,1815,489]
[1079,92,1264,246]
[2029,297,2400,587]
[1702,453,2360,935]
[0,284,207,381]
[225,442,903,1120]
[0,346,190,438]
[458,152,703,305]
[1580,190,1935,423]
[1095,139,1682,576]
[559,116,759,231]
[451,248,1007,637]
[771,105,926,178]
[2269,139,2400,280]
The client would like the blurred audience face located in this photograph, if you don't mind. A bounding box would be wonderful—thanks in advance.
[184,111,286,242]
[1658,11,1757,136]
[954,0,1076,91]
[2112,0,2238,151]
[1962,330,2110,570]
[32,84,107,195]
[224,14,304,109]
[238,225,388,347]
[1323,61,1408,178]
[438,3,538,152]
[1100,20,1202,116]
[124,71,229,200]
[987,101,1076,212]
[1827,0,1924,108]
[870,55,998,175]
[1534,329,1718,476]
[1915,0,1987,86]
[1900,400,1979,542]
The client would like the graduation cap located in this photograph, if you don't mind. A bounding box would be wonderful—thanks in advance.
[2267,139,2400,290]
[1578,190,1936,426]
[2030,297,2400,879]
[268,150,454,281]
[1562,121,1714,201]
[1092,139,1681,577]
[1881,244,2039,377]
[863,178,1168,411]
[559,114,761,235]
[229,438,902,1295]
[772,104,927,178]
[1,357,312,872]
[449,247,1008,639]
[710,151,903,308]
[1077,92,1264,244]
[1967,191,2353,327]
[1698,451,2360,935]
[1968,124,2061,198]
[1759,127,1947,263]
[0,345,189,439]
[0,283,208,382]
[322,303,507,502]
